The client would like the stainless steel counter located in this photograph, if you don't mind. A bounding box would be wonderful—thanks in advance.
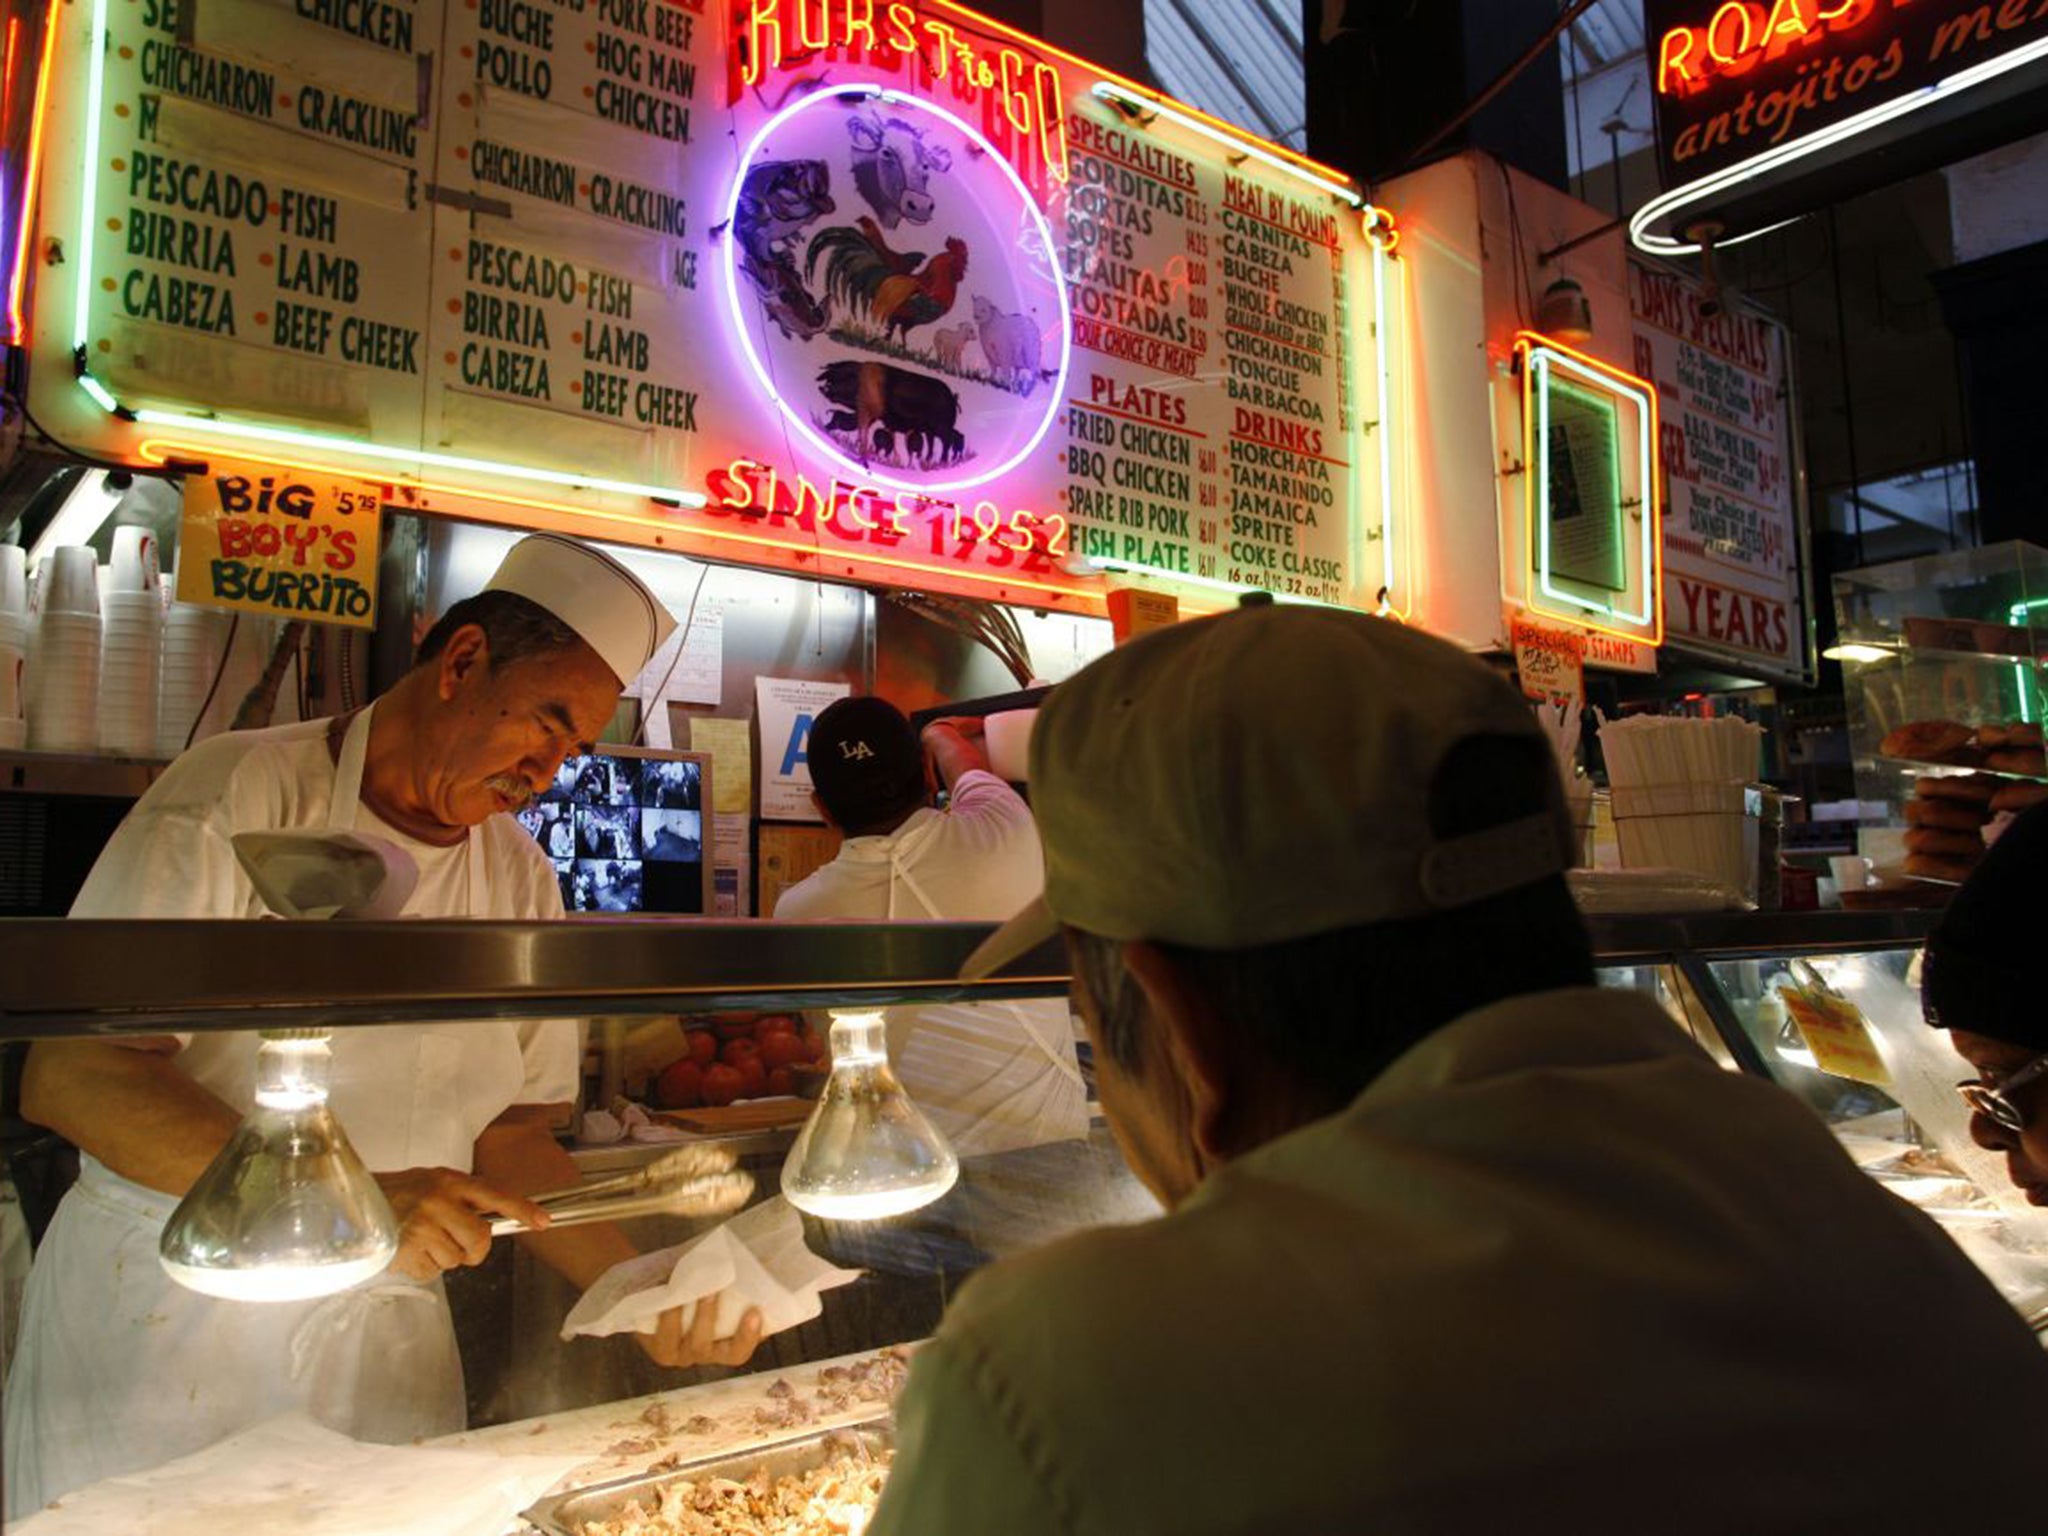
[1580,908,1937,959]
[0,917,1068,1036]
[0,909,1940,1038]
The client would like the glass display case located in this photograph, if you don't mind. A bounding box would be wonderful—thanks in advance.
[1,910,2040,1532]
[1590,910,2048,1327]
[1830,540,2048,885]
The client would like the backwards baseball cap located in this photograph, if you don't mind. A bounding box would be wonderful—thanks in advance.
[1923,800,2048,1051]
[964,605,1576,978]
[482,534,677,686]
[806,696,927,830]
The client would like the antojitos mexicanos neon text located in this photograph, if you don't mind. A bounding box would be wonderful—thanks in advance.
[731,0,1068,181]
[1657,0,1882,96]
[705,457,1072,573]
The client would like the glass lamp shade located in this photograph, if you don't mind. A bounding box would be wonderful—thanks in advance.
[159,1032,399,1303]
[1535,277,1594,343]
[781,1011,959,1221]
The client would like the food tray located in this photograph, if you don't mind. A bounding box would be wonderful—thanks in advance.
[522,1418,893,1536]
[1874,752,2048,783]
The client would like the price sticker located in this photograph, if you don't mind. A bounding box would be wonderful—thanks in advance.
[1782,985,1892,1088]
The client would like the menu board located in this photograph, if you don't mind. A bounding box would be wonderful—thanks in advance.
[41,0,1395,613]
[1629,261,1809,681]
[1057,112,1361,603]
[85,0,438,432]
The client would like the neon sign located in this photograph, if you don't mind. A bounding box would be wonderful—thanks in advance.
[732,0,1068,181]
[3,6,59,343]
[720,83,1072,498]
[31,0,1390,620]
[1656,1,1871,97]
[706,456,1069,565]
[1637,0,2048,252]
[1516,332,1663,646]
[1090,82,1363,208]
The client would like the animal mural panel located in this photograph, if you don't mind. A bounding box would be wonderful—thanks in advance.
[732,159,837,342]
[722,86,1070,492]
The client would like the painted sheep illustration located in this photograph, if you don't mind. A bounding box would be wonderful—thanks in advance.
[972,296,1045,394]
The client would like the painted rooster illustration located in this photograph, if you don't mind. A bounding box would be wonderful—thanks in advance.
[807,215,969,342]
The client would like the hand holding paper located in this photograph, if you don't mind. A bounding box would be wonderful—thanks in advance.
[561,1197,860,1348]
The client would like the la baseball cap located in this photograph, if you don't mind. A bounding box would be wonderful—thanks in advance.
[806,695,926,829]
[483,534,677,687]
[963,605,1576,977]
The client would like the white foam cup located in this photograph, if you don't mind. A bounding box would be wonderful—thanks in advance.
[109,526,161,592]
[43,547,101,615]
[0,545,25,618]
[0,644,23,717]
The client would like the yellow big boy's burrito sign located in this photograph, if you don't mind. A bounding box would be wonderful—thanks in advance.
[177,461,383,631]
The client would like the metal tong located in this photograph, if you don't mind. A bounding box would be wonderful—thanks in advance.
[490,1143,754,1236]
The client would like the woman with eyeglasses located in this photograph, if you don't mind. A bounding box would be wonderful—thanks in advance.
[1924,801,2048,1206]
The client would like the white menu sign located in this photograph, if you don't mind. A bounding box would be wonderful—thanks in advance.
[1629,261,1810,681]
[41,0,1396,613]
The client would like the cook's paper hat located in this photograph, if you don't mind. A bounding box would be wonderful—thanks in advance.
[483,534,676,685]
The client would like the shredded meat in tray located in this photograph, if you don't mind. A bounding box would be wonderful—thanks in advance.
[575,1442,893,1536]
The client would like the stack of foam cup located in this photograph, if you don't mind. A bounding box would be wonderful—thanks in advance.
[158,558,235,760]
[99,526,164,758]
[0,546,27,749]
[27,546,101,753]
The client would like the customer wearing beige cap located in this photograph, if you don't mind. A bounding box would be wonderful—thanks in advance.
[8,533,759,1515]
[867,605,2048,1536]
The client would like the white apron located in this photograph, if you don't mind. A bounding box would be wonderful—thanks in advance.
[3,709,482,1517]
[879,818,1087,1160]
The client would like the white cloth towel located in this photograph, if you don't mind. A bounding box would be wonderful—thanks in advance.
[7,1414,582,1536]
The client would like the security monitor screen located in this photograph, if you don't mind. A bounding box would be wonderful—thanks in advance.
[518,750,709,914]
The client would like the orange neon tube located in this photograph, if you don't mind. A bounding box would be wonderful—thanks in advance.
[929,0,1355,183]
[137,440,1106,606]
[4,0,60,342]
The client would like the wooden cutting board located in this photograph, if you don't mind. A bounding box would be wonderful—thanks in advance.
[653,1098,814,1134]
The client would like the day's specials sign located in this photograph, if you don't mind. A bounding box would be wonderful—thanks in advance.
[32,0,1398,612]
[1629,260,1809,680]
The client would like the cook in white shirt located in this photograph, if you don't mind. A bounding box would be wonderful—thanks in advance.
[5,535,761,1515]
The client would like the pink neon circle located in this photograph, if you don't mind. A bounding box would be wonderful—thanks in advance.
[721,85,1073,497]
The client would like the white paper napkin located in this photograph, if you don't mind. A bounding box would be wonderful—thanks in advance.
[10,1415,582,1536]
[231,831,419,920]
[561,1197,861,1344]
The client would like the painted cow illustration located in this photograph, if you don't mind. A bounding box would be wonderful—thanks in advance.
[818,359,964,467]
[972,295,1046,394]
[847,111,951,228]
[733,159,835,340]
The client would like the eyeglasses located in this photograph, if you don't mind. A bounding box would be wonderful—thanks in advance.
[1956,1053,2048,1134]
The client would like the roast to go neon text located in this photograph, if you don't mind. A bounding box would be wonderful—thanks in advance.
[1656,0,1874,96]
[733,0,1067,180]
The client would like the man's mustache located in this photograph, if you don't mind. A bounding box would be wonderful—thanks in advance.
[486,775,534,808]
